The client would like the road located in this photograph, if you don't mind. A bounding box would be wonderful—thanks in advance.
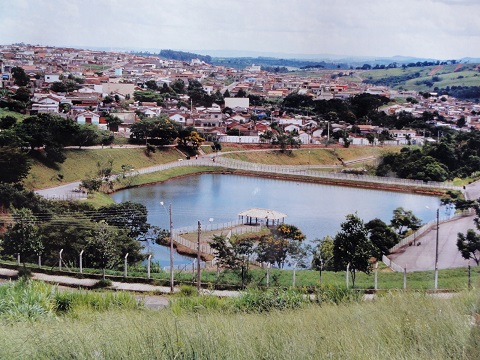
[388,215,475,271]
[389,179,480,271]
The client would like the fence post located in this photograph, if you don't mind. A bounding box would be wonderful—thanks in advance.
[59,249,63,271]
[38,255,41,268]
[124,253,129,277]
[79,250,84,273]
[147,254,152,279]
[192,260,196,283]
[374,262,378,291]
[292,262,297,288]
[17,253,20,266]
[468,261,471,290]
[403,265,407,290]
[266,263,270,287]
[346,263,350,289]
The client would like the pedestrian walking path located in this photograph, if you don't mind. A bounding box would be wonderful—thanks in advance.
[0,267,239,297]
[35,152,462,200]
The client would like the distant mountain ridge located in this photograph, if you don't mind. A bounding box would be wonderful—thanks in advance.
[68,45,479,64]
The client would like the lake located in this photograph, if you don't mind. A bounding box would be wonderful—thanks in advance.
[111,174,448,266]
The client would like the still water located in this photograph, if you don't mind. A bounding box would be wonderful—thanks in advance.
[111,174,447,266]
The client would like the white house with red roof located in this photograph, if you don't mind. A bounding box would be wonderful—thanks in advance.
[75,111,105,129]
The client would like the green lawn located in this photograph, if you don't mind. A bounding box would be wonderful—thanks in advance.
[25,147,181,190]
[358,64,480,91]
[0,108,27,121]
[222,147,397,165]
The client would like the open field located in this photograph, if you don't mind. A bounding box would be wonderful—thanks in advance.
[0,286,478,359]
[359,64,480,91]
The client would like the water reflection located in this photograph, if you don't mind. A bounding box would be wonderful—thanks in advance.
[111,174,446,266]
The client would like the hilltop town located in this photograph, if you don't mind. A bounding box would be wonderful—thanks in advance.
[2,43,480,148]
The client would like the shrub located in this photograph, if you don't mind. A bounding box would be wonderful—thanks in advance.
[54,292,74,313]
[17,266,32,279]
[313,284,362,305]
[179,285,196,297]
[233,288,307,313]
[93,279,112,289]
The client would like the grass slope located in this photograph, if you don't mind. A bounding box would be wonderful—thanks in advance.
[25,147,181,190]
[222,146,396,165]
[1,289,478,359]
[360,64,480,91]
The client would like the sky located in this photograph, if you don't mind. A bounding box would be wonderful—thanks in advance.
[0,0,479,60]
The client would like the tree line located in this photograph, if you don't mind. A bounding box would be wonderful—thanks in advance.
[0,113,116,184]
[376,131,480,181]
[0,183,165,277]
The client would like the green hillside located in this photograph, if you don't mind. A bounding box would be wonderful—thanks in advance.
[360,63,480,91]
[26,147,180,190]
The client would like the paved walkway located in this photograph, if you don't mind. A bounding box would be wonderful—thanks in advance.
[0,267,240,299]
[388,215,475,271]
[389,179,480,271]
[35,151,460,200]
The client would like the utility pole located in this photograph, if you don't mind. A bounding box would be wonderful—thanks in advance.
[169,203,174,293]
[434,208,439,290]
[197,220,201,294]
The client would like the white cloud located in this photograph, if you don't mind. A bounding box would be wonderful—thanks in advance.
[0,0,478,59]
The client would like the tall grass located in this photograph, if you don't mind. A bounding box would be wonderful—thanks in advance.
[0,289,478,359]
[0,280,139,321]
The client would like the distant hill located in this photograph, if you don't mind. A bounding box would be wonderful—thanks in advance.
[360,63,480,100]
[158,49,212,64]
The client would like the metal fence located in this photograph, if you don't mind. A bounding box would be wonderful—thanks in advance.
[39,192,87,201]
[178,157,462,191]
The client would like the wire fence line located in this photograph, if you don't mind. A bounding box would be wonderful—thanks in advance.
[36,153,462,202]
[178,157,462,191]
[39,192,87,201]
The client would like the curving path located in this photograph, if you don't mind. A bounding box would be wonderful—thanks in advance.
[388,179,480,271]
[35,151,461,199]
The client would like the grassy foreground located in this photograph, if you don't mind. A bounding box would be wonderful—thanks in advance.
[1,286,479,359]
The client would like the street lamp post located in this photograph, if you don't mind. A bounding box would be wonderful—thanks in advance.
[160,201,174,293]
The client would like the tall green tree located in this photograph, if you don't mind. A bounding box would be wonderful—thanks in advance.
[0,147,31,184]
[333,213,375,287]
[210,235,255,288]
[129,116,180,145]
[11,66,30,86]
[457,204,480,265]
[311,236,335,272]
[2,208,43,265]
[256,224,306,268]
[390,207,422,237]
[0,115,17,130]
[365,218,399,258]
[85,221,120,279]
[457,230,480,265]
